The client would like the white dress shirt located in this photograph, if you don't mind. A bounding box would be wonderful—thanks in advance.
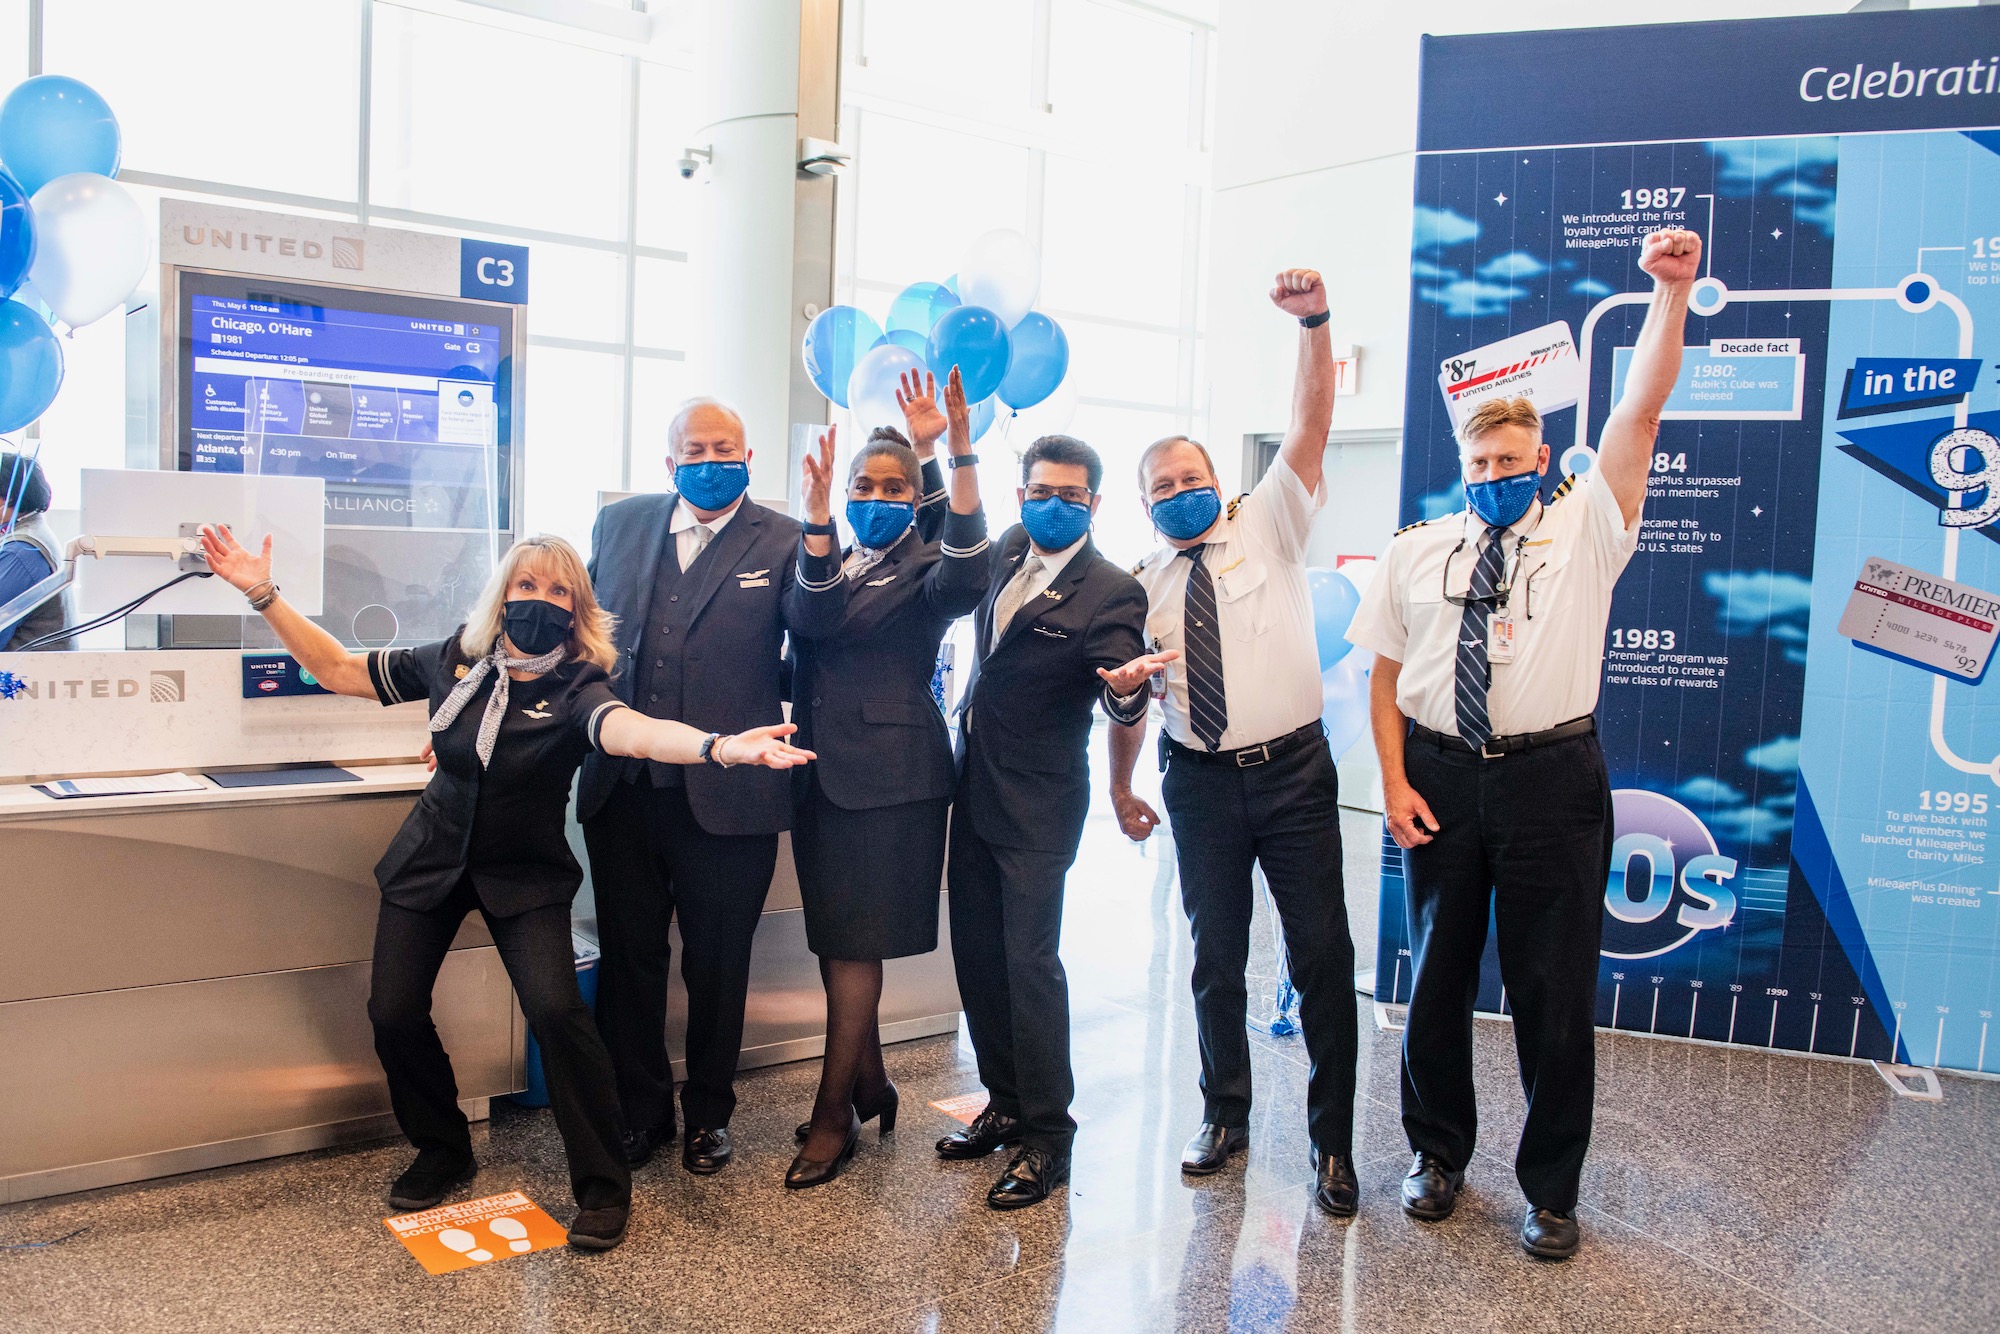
[1345,466,1643,738]
[989,533,1087,652]
[671,493,741,570]
[1130,454,1328,751]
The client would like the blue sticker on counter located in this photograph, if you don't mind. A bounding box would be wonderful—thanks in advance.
[242,654,332,698]
[460,239,529,304]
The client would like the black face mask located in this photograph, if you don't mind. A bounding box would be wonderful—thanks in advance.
[503,597,574,657]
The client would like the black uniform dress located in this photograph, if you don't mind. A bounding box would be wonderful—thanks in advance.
[782,507,990,960]
[364,635,632,1212]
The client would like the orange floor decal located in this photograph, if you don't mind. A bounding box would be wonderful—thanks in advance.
[928,1092,989,1125]
[383,1191,568,1274]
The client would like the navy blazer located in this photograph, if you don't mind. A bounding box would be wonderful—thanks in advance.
[783,507,990,811]
[954,525,1149,855]
[578,492,801,835]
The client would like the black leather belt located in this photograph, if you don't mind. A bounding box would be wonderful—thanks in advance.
[1411,715,1595,759]
[1166,720,1325,769]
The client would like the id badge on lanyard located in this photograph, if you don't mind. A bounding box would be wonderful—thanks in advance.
[1488,614,1516,663]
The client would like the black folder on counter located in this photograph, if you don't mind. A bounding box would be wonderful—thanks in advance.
[202,765,362,788]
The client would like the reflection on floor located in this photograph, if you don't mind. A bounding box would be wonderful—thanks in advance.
[3,804,1995,1333]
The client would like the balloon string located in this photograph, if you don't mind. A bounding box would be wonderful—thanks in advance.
[1,435,40,538]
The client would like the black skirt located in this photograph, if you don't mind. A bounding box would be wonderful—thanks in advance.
[792,769,948,961]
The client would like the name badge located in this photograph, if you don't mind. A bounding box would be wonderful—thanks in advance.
[1488,615,1516,664]
[737,578,770,588]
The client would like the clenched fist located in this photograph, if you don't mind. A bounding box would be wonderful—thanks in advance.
[1638,229,1701,288]
[1269,268,1327,319]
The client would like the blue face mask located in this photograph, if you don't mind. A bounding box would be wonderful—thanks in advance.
[673,459,749,511]
[1150,486,1221,542]
[1020,495,1093,551]
[1464,470,1543,529]
[846,498,915,550]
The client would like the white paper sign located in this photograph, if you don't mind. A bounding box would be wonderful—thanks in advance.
[1437,321,1583,431]
[1836,557,2000,683]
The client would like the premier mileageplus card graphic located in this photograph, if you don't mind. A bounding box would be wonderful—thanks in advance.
[1837,557,2000,684]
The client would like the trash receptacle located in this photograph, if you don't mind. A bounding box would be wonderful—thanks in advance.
[508,933,600,1109]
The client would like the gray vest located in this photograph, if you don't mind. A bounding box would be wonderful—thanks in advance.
[2,512,71,651]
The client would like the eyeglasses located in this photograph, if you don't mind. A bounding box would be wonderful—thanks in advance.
[1441,532,1543,619]
[1024,484,1093,505]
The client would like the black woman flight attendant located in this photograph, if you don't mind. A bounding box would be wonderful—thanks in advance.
[780,365,990,1188]
[197,526,813,1250]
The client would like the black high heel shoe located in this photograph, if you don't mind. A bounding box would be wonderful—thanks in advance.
[795,1082,899,1143]
[784,1116,861,1190]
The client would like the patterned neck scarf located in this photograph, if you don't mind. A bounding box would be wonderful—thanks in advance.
[429,642,567,768]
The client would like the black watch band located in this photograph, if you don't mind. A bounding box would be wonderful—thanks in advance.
[802,520,837,536]
[947,453,979,470]
[700,732,724,766]
[1299,309,1331,329]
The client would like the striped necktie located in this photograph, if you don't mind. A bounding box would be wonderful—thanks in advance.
[1454,526,1508,751]
[1180,544,1228,750]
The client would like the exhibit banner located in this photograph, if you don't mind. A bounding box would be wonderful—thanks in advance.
[1380,8,2000,1073]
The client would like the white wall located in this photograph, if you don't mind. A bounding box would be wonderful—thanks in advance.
[1202,0,1889,554]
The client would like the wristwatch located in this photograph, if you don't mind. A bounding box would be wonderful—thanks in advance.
[1299,310,1331,329]
[700,732,725,766]
[802,519,837,536]
[947,453,979,470]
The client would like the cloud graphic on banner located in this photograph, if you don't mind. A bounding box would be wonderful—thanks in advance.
[1571,277,1616,298]
[1419,278,1528,318]
[1412,205,1480,250]
[1704,137,1838,236]
[1477,251,1548,281]
[1746,736,1800,773]
[1411,259,1457,280]
[1674,775,1747,807]
[1708,799,1794,847]
[1703,569,1814,635]
[1418,479,1466,520]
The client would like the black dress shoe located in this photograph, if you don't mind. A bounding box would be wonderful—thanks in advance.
[935,1107,1023,1161]
[387,1148,476,1211]
[1522,1207,1580,1259]
[683,1127,732,1175]
[987,1147,1070,1211]
[621,1122,675,1168]
[566,1205,630,1251]
[1310,1147,1359,1218]
[1400,1152,1464,1221]
[784,1118,861,1189]
[1180,1123,1248,1175]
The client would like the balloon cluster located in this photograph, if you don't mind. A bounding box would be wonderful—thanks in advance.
[0,75,142,436]
[801,229,1075,447]
[1308,565,1373,758]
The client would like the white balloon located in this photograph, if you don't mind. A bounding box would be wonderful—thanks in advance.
[28,173,149,329]
[999,373,1078,444]
[846,341,927,440]
[957,229,1041,329]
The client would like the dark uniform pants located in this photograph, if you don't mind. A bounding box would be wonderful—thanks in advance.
[1161,733,1357,1156]
[368,877,631,1211]
[1399,729,1613,1213]
[946,814,1078,1156]
[583,780,778,1133]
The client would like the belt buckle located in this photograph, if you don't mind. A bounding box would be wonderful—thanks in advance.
[1235,744,1271,768]
[1479,740,1505,760]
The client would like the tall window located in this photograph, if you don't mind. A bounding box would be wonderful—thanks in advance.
[18,0,703,556]
[836,0,1215,566]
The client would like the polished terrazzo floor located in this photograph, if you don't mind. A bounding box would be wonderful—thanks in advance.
[3,805,1996,1333]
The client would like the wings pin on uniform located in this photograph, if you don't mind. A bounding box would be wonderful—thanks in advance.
[865,574,898,587]
[1041,589,1064,600]
[523,699,553,719]
[736,568,772,588]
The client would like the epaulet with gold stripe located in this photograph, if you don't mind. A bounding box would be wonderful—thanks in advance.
[1226,494,1247,519]
[1129,558,1147,576]
[1551,475,1578,503]
[1395,515,1444,537]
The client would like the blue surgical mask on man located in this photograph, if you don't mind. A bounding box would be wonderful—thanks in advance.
[1464,470,1542,529]
[846,498,915,550]
[1020,495,1093,551]
[673,459,750,511]
[1150,486,1221,542]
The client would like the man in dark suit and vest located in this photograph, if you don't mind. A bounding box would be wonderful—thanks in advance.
[936,433,1151,1210]
[580,397,801,1176]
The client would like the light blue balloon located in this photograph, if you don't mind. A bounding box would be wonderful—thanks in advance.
[0,298,64,432]
[1308,567,1362,670]
[928,305,1011,404]
[968,395,997,442]
[885,281,959,338]
[997,312,1069,410]
[873,328,933,368]
[1320,651,1372,760]
[802,305,883,408]
[0,77,121,196]
[942,273,960,298]
[0,170,33,301]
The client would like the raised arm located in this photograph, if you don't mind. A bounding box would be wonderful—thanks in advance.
[1597,228,1700,526]
[199,524,374,699]
[784,425,847,641]
[899,370,951,543]
[1268,268,1337,495]
[922,365,990,618]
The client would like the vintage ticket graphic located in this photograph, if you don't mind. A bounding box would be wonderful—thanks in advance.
[1436,321,1582,430]
[1836,556,2000,683]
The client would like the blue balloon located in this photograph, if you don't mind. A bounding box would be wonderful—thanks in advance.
[873,328,933,367]
[1307,567,1362,670]
[885,281,959,338]
[942,273,960,298]
[0,170,33,301]
[0,298,63,432]
[0,77,121,196]
[928,305,1011,404]
[1320,651,1372,759]
[968,395,997,442]
[997,312,1069,410]
[802,305,883,408]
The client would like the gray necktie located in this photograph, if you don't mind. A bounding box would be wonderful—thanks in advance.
[686,523,713,566]
[992,553,1043,644]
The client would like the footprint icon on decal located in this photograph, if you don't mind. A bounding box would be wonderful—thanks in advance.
[438,1228,493,1263]
[489,1216,532,1253]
